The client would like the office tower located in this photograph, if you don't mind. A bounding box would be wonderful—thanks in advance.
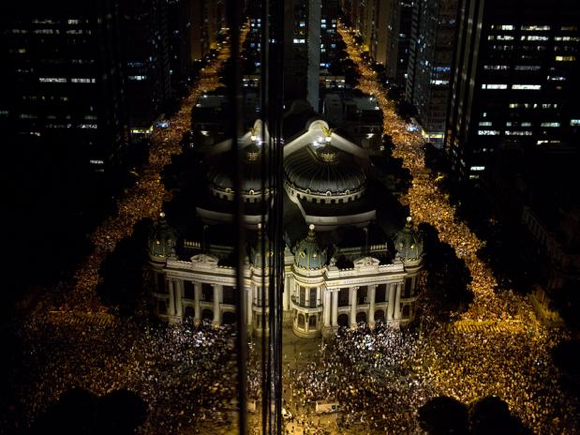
[445,0,580,182]
[283,0,322,109]
[0,0,128,172]
[320,0,341,68]
[406,0,457,145]
[167,0,193,96]
[347,0,413,87]
[122,0,171,138]
[190,0,226,62]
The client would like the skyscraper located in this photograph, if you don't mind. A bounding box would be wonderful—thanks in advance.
[445,0,580,181]
[0,0,128,173]
[122,0,171,138]
[283,0,322,109]
[406,0,457,145]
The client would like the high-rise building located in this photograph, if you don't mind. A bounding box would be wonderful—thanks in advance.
[189,0,226,62]
[445,0,580,182]
[406,0,457,145]
[122,0,171,138]
[283,0,322,109]
[347,0,414,87]
[0,0,128,172]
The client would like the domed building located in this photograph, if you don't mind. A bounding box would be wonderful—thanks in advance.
[148,110,424,336]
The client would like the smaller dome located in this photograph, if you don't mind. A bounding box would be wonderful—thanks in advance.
[208,147,264,194]
[294,224,327,269]
[149,212,177,258]
[393,217,423,261]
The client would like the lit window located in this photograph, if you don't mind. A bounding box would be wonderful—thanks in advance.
[548,75,566,81]
[79,123,98,129]
[479,121,492,126]
[540,122,560,127]
[571,119,580,126]
[555,36,580,41]
[505,130,533,136]
[484,65,509,70]
[71,78,95,83]
[561,26,578,31]
[478,130,500,135]
[470,166,485,171]
[68,19,80,25]
[521,35,549,41]
[90,160,104,165]
[39,77,67,83]
[555,56,576,61]
[514,65,541,71]
[293,38,305,44]
[496,35,514,40]
[481,84,507,89]
[512,84,541,90]
[128,75,147,81]
[521,25,550,31]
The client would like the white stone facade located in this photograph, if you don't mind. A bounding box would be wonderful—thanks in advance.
[149,247,422,337]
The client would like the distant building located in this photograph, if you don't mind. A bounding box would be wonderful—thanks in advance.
[283,0,322,109]
[122,0,171,139]
[343,0,413,87]
[0,0,128,173]
[406,0,457,146]
[190,0,226,61]
[445,0,580,182]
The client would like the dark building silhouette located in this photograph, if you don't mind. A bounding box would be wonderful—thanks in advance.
[445,0,580,182]
[0,0,128,173]
[406,0,457,145]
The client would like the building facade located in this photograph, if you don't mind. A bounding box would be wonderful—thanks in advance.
[148,118,424,337]
[0,0,128,173]
[406,0,457,145]
[445,0,580,182]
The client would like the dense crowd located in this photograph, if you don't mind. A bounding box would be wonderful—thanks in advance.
[14,315,241,434]
[335,22,578,434]
[5,19,578,435]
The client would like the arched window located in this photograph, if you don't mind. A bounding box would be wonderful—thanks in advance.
[298,313,305,328]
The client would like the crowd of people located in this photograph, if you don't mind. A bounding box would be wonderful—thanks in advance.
[336,22,578,433]
[14,315,241,434]
[5,19,579,435]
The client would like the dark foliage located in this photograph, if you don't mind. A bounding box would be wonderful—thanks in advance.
[418,396,469,435]
[96,219,152,316]
[419,223,473,321]
[29,387,147,435]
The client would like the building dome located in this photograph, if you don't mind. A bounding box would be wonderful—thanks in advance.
[149,212,177,257]
[285,144,365,195]
[294,224,327,269]
[393,217,423,261]
[208,145,264,194]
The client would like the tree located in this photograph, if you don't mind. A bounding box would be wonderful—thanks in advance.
[552,339,580,396]
[470,396,531,435]
[550,281,580,332]
[30,388,148,435]
[418,396,469,435]
[419,223,473,321]
[97,219,152,316]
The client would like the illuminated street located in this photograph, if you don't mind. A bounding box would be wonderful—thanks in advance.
[3,11,578,435]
